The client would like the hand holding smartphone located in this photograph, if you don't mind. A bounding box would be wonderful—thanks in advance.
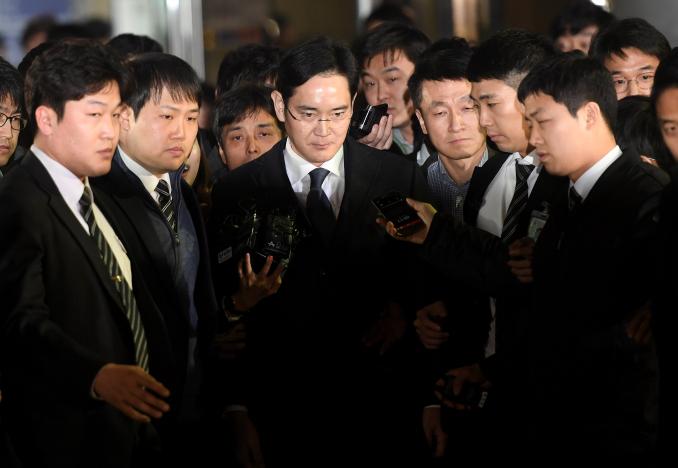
[372,191,424,237]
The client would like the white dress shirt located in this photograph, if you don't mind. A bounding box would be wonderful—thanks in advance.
[283,138,345,217]
[31,144,133,288]
[119,146,172,205]
[571,145,622,200]
[476,150,540,237]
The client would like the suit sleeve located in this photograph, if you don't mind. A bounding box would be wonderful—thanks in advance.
[420,212,520,297]
[0,198,107,402]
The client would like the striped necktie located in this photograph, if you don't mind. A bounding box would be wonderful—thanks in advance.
[155,179,177,232]
[79,186,149,371]
[501,161,534,245]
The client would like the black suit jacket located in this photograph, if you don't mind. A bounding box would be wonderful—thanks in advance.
[0,152,162,467]
[530,152,664,455]
[209,137,430,463]
[91,153,220,425]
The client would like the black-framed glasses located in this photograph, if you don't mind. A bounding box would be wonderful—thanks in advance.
[0,112,27,132]
[285,106,350,124]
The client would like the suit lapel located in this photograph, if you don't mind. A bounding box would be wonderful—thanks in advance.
[334,139,381,243]
[464,149,510,226]
[24,152,125,311]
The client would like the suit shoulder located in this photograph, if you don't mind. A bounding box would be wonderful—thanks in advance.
[632,161,670,191]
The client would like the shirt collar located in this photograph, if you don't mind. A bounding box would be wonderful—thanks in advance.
[118,145,172,198]
[572,145,622,201]
[31,144,87,208]
[283,138,344,186]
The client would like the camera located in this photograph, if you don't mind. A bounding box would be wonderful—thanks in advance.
[349,102,389,139]
[372,191,424,237]
[216,200,306,273]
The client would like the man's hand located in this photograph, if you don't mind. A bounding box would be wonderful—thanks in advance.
[224,411,265,468]
[214,322,247,360]
[377,198,436,245]
[626,302,653,346]
[414,301,450,350]
[357,114,394,150]
[434,363,489,410]
[234,253,284,311]
[422,406,447,458]
[93,363,170,423]
[363,302,408,355]
[507,237,535,284]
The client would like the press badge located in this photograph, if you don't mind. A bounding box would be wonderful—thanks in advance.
[217,246,233,264]
[527,202,550,242]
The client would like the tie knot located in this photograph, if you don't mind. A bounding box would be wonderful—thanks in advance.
[79,186,93,208]
[569,186,582,211]
[309,168,330,190]
[516,162,534,182]
[155,179,171,198]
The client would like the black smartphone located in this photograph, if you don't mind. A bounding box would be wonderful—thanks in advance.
[437,374,488,409]
[372,191,423,237]
[349,103,389,139]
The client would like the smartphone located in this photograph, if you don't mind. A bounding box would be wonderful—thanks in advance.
[372,191,423,237]
[349,103,389,139]
[437,374,488,409]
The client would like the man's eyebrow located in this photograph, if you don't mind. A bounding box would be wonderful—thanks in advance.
[609,64,656,74]
[159,104,200,113]
[527,108,543,119]
[476,93,496,101]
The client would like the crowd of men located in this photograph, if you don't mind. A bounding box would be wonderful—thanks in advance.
[1,1,678,466]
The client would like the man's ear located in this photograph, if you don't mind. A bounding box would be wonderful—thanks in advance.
[119,105,134,132]
[581,101,601,130]
[271,90,286,123]
[34,105,57,136]
[218,145,228,166]
[415,109,428,135]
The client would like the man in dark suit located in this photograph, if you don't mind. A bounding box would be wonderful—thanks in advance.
[386,52,664,458]
[209,36,430,467]
[90,53,255,465]
[0,40,170,468]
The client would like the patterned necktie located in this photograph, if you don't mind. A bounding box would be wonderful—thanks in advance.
[79,186,149,372]
[306,168,336,243]
[155,179,177,232]
[501,161,535,245]
[569,185,583,213]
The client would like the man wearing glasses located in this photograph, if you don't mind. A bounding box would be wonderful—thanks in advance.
[590,18,670,100]
[209,36,429,467]
[0,58,27,178]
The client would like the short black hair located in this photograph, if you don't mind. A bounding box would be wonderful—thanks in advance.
[215,44,282,96]
[408,37,473,109]
[276,36,358,102]
[213,84,280,149]
[614,95,672,169]
[590,18,670,64]
[125,52,201,117]
[518,52,617,130]
[467,29,555,88]
[108,33,163,58]
[550,0,614,39]
[0,57,24,115]
[24,39,129,122]
[21,15,55,49]
[652,47,678,105]
[353,22,430,71]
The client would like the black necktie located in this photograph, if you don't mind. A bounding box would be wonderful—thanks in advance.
[79,186,149,372]
[569,186,583,213]
[306,168,335,242]
[155,179,177,232]
[501,161,535,244]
